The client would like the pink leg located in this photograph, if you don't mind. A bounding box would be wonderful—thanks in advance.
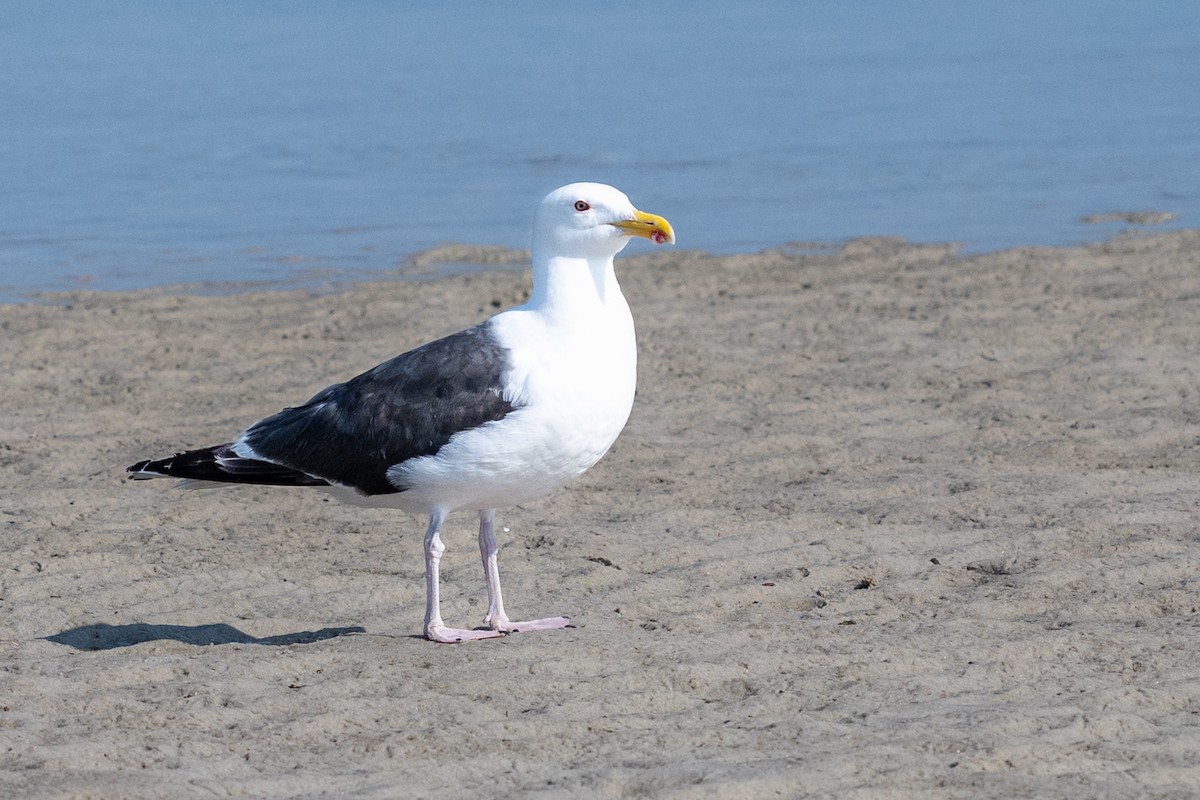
[478,509,572,634]
[423,510,504,644]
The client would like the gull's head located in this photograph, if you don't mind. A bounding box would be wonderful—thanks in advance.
[534,182,675,260]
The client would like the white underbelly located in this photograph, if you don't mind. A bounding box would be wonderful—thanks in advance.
[382,401,628,511]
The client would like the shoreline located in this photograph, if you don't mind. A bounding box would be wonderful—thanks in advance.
[4,228,1200,797]
[2,217,1189,306]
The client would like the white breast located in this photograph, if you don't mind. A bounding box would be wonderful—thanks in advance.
[381,300,637,513]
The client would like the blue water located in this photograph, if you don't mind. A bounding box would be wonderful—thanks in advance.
[2,2,1198,299]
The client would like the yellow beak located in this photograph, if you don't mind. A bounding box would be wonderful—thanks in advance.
[611,209,676,245]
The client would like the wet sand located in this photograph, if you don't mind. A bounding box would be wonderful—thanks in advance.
[4,230,1200,798]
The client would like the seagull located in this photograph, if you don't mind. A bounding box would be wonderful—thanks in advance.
[128,183,675,643]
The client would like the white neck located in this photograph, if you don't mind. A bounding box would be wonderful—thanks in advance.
[525,251,625,322]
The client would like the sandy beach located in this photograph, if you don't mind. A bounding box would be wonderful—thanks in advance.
[4,230,1200,798]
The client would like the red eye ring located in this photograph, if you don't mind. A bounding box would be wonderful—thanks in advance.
[573,200,590,212]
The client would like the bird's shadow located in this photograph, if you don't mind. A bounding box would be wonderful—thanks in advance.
[43,622,366,651]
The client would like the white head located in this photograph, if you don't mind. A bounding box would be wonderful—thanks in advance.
[533,183,675,261]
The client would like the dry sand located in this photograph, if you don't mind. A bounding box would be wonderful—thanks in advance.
[3,230,1200,798]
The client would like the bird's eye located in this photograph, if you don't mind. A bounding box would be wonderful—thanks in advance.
[573,200,590,212]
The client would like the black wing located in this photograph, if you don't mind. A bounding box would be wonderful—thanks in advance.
[128,444,330,487]
[240,321,518,496]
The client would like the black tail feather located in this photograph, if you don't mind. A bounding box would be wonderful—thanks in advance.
[127,444,329,487]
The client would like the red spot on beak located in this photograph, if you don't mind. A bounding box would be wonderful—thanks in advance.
[651,231,667,245]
